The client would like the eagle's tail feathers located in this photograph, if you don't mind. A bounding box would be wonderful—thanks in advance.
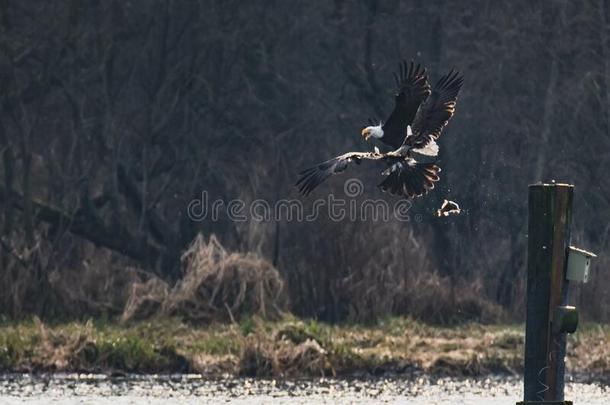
[379,162,440,198]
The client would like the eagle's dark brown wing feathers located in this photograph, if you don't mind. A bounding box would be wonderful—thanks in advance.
[296,152,384,196]
[380,61,431,149]
[407,70,463,149]
[296,151,441,198]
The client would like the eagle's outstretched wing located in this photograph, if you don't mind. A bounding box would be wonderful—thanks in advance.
[296,152,385,196]
[380,61,431,149]
[296,152,441,198]
[406,70,463,150]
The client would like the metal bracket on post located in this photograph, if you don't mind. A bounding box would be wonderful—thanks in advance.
[552,306,578,334]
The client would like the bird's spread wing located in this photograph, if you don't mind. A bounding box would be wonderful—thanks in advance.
[296,152,384,196]
[380,61,431,149]
[378,159,441,198]
[407,70,463,150]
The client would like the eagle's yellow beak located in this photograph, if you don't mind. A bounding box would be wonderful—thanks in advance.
[361,128,371,140]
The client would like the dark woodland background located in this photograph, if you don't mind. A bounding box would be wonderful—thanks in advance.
[0,1,609,324]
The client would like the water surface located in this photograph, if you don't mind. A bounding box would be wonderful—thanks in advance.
[1,374,608,404]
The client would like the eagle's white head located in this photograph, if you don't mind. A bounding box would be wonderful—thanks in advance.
[361,124,384,141]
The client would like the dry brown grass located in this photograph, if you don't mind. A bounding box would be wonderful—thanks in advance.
[306,220,507,325]
[122,234,287,323]
[2,316,609,378]
[403,274,508,325]
[239,334,329,377]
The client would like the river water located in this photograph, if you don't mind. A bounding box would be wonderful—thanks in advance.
[0,374,608,404]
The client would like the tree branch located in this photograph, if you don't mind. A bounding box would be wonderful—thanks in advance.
[0,186,164,275]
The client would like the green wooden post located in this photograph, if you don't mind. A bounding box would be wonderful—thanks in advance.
[519,183,573,405]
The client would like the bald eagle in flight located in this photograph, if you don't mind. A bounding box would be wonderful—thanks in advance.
[296,61,463,198]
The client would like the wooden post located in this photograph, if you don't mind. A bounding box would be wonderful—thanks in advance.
[520,183,573,404]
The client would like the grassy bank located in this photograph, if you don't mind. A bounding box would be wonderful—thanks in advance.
[1,316,609,378]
